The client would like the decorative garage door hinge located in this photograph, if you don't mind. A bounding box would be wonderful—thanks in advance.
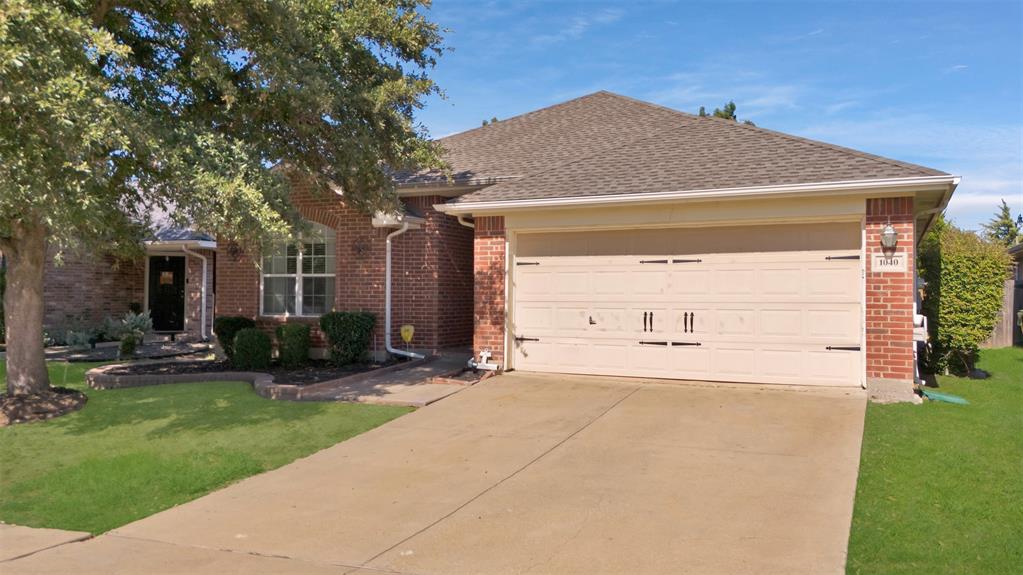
[516,261,540,266]
[638,341,668,345]
[671,341,702,346]
[825,255,860,260]
[671,259,703,263]
[639,259,669,264]
[825,345,861,351]
[514,336,539,342]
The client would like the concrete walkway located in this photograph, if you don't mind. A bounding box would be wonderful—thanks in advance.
[0,524,90,562]
[298,353,472,406]
[7,373,866,574]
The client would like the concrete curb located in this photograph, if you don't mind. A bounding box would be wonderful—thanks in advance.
[86,355,434,402]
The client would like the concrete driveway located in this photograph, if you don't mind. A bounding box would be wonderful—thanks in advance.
[8,372,866,574]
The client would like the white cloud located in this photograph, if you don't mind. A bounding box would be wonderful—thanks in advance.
[944,64,969,73]
[798,116,1023,228]
[531,8,624,46]
[824,100,860,115]
[645,70,801,118]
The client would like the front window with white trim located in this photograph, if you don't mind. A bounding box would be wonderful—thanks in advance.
[261,223,336,316]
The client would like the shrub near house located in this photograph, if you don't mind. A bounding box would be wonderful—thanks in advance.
[919,218,1013,374]
[213,316,256,363]
[276,324,311,368]
[319,312,375,365]
[233,328,272,371]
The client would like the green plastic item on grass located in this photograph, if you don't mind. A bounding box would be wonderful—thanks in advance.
[922,390,970,405]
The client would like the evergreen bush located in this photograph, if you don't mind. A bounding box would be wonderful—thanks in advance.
[319,311,375,365]
[919,219,1012,374]
[232,328,272,371]
[275,323,311,368]
[213,316,256,361]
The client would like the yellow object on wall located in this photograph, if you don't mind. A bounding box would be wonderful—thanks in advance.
[400,324,415,344]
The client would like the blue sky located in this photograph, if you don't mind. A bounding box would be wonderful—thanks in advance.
[413,0,1023,230]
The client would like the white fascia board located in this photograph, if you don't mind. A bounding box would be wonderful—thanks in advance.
[145,240,218,251]
[433,175,960,215]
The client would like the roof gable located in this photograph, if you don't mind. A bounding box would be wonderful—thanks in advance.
[443,92,946,204]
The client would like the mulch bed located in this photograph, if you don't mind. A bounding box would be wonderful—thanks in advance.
[45,342,210,363]
[0,387,88,427]
[106,359,397,386]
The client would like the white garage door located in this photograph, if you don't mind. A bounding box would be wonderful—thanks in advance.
[510,224,863,387]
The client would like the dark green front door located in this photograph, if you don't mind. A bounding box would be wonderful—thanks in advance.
[148,256,186,332]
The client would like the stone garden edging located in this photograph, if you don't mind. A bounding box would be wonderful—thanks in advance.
[85,355,432,402]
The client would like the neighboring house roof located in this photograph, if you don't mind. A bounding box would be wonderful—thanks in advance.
[152,226,216,243]
[1008,242,1023,260]
[404,91,948,205]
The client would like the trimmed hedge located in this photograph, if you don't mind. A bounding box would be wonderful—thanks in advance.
[319,311,375,365]
[275,323,311,368]
[213,316,256,361]
[919,218,1012,374]
[233,328,272,371]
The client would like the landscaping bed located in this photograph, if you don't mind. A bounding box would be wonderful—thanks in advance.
[44,341,210,363]
[105,358,398,386]
[0,387,87,426]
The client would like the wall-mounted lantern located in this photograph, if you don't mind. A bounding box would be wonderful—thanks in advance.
[880,222,898,256]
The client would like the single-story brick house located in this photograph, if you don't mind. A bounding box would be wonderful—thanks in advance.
[215,91,956,400]
[32,227,216,342]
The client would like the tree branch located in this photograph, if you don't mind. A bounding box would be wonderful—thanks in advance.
[91,0,116,26]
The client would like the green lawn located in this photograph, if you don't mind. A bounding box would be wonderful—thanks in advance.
[0,361,409,534]
[848,347,1023,574]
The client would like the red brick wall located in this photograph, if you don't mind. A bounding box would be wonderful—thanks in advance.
[865,197,916,381]
[42,248,144,337]
[215,178,473,355]
[473,216,506,365]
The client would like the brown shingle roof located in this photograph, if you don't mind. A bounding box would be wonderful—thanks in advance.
[396,91,687,186]
[413,91,947,205]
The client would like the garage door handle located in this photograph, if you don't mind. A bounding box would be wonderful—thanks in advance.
[671,341,701,346]
[826,345,861,351]
[639,341,668,346]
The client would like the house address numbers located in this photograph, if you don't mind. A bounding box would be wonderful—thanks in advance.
[872,252,908,273]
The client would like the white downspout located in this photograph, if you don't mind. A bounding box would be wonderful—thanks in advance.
[181,246,208,341]
[457,215,475,229]
[385,222,424,359]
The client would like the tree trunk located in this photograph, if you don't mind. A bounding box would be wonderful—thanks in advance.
[3,217,50,396]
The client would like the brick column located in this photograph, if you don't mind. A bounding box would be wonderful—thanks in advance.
[865,197,916,400]
[473,216,506,366]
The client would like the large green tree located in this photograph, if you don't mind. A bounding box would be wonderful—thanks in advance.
[980,199,1020,246]
[0,0,445,396]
